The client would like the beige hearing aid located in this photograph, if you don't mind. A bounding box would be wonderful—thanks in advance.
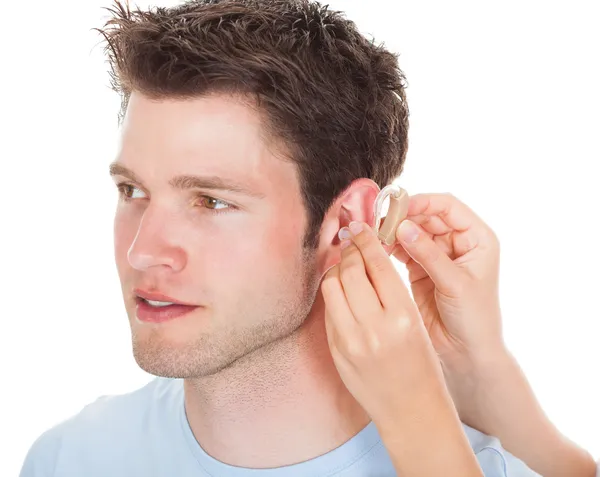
[373,184,410,246]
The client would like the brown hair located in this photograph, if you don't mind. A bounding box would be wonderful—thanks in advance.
[96,0,409,250]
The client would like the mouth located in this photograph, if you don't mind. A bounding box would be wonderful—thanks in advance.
[135,296,182,307]
[134,295,200,323]
[132,288,201,323]
[133,288,197,307]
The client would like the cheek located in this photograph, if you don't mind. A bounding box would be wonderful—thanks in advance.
[203,220,297,280]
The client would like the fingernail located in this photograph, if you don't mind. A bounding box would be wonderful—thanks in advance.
[338,227,352,241]
[349,221,364,235]
[398,220,419,243]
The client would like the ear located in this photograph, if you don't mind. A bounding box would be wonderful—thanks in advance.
[315,178,381,281]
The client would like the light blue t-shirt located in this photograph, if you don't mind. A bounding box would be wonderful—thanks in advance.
[20,377,541,476]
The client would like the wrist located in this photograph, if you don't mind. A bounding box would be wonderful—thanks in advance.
[443,342,513,377]
[374,375,456,439]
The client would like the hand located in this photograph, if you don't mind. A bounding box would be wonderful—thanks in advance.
[389,194,599,477]
[390,193,506,368]
[321,220,486,477]
[320,221,449,425]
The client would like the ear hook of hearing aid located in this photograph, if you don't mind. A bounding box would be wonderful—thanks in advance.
[373,184,410,246]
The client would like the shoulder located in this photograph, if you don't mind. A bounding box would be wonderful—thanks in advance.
[19,378,182,477]
[19,422,64,477]
[54,377,181,439]
[462,423,542,477]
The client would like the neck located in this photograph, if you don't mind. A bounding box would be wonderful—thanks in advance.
[183,294,371,468]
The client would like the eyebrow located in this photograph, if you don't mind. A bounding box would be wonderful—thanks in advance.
[108,162,265,199]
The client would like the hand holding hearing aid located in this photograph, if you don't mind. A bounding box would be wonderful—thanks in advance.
[320,220,453,428]
[320,187,507,423]
[389,191,506,371]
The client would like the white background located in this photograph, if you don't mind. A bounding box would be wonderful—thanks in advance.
[2,0,598,475]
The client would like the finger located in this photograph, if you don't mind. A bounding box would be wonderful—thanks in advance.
[321,265,360,335]
[391,235,429,284]
[337,240,384,325]
[406,193,494,256]
[395,219,464,296]
[391,220,429,264]
[407,193,477,231]
[391,243,411,265]
[405,214,450,237]
[345,222,412,312]
[393,224,455,264]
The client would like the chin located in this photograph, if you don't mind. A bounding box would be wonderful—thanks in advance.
[131,334,233,379]
[129,313,307,379]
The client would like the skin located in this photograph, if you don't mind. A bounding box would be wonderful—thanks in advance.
[112,91,385,468]
[329,194,597,477]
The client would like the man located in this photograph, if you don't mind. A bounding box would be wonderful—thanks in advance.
[20,1,541,475]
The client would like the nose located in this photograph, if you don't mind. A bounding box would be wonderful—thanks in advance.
[126,210,187,273]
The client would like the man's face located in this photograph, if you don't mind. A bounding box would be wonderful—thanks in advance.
[112,92,321,378]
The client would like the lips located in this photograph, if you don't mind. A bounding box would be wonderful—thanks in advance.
[135,298,199,323]
[133,288,197,306]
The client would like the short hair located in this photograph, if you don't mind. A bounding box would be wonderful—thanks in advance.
[97,0,409,250]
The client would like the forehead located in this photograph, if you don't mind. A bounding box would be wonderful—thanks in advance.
[117,92,299,197]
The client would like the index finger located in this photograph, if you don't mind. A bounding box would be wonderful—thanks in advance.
[407,193,491,235]
[349,222,414,312]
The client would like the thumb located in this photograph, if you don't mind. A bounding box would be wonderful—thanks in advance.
[395,220,461,296]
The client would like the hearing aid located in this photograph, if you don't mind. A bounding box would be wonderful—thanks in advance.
[373,184,410,246]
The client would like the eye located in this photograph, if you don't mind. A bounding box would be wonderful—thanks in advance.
[115,183,235,215]
[196,195,234,215]
[116,183,146,200]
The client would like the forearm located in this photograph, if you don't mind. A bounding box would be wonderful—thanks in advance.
[445,349,597,477]
[375,383,484,477]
